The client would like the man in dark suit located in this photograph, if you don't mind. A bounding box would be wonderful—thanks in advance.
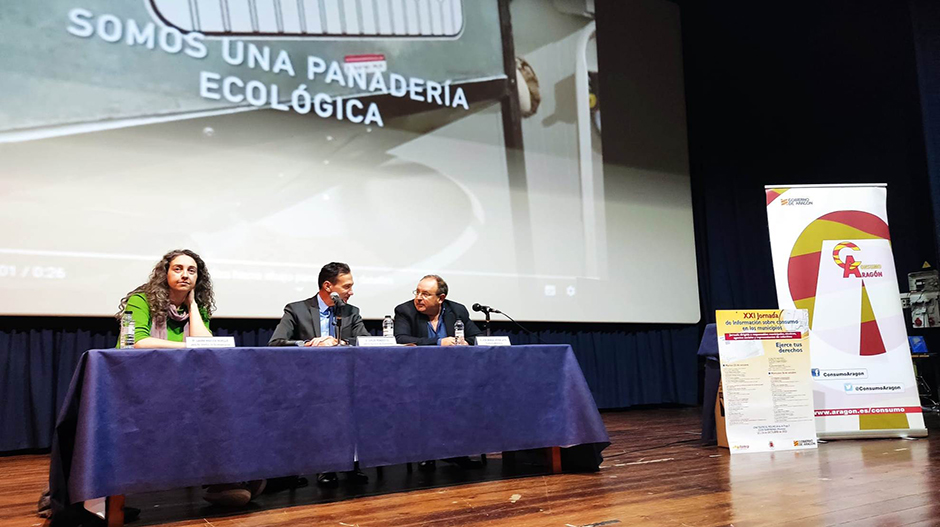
[394,274,483,346]
[268,262,371,487]
[269,262,370,347]
[394,275,484,471]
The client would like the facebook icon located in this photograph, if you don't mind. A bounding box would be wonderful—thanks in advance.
[811,368,820,378]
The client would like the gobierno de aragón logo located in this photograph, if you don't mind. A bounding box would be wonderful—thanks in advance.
[780,197,813,206]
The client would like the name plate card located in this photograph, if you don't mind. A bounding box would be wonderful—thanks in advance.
[357,336,398,347]
[475,336,511,346]
[185,336,236,348]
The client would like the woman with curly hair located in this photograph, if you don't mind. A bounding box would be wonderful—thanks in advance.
[109,249,264,509]
[117,249,214,348]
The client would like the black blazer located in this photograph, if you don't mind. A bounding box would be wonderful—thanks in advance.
[394,299,483,345]
[269,296,369,346]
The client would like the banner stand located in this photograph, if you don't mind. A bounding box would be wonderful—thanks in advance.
[765,183,926,439]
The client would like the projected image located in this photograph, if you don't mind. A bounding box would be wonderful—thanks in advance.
[0,0,698,323]
[149,0,466,37]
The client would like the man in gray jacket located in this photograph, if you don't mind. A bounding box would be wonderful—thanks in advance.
[268,261,370,487]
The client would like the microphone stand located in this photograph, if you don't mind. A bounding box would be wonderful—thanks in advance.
[333,305,344,346]
[474,304,543,343]
[494,310,545,344]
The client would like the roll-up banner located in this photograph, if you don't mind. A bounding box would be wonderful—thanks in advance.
[765,184,926,439]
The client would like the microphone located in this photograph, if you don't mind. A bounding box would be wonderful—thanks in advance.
[330,292,346,307]
[472,303,501,314]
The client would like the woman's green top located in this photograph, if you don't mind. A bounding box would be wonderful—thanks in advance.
[121,292,211,344]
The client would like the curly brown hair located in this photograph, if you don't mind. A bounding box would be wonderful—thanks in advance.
[116,249,216,323]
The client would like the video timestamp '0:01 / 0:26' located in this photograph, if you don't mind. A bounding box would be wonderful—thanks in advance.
[0,265,67,279]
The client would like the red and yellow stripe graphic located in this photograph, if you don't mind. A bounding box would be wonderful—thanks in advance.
[859,280,886,356]
[786,211,889,339]
[765,188,790,205]
[831,242,861,270]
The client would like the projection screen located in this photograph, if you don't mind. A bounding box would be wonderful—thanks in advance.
[0,0,698,323]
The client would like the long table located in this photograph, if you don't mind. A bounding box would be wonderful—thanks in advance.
[48,345,609,523]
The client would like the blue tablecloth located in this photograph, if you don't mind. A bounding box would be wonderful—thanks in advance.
[696,323,718,358]
[49,345,608,509]
[697,324,720,443]
[354,346,604,467]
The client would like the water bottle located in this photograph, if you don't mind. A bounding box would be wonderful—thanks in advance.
[454,319,465,345]
[119,311,135,349]
[117,320,126,349]
[382,315,394,337]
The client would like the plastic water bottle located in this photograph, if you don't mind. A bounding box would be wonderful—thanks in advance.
[383,315,394,337]
[119,311,135,349]
[454,319,465,345]
[117,321,126,348]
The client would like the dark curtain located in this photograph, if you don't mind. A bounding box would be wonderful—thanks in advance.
[494,323,700,409]
[0,318,117,453]
[912,0,940,267]
[676,0,938,319]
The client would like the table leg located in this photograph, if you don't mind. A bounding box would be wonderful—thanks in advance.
[546,447,562,474]
[105,495,124,527]
[502,448,561,472]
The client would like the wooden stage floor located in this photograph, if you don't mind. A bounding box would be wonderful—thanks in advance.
[3,407,939,527]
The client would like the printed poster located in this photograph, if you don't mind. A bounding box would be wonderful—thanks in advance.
[717,309,817,454]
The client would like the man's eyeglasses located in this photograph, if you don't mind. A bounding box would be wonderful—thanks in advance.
[413,290,440,300]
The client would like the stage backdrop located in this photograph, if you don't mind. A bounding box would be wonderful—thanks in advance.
[765,184,925,439]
